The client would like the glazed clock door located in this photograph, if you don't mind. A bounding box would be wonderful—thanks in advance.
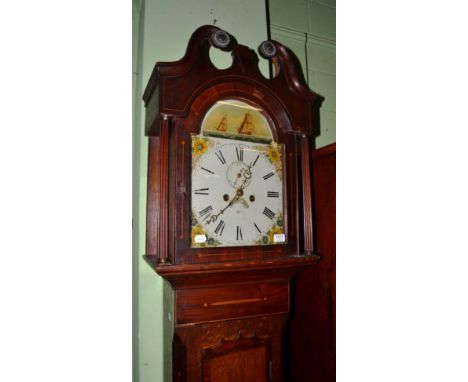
[191,135,285,248]
[190,98,287,250]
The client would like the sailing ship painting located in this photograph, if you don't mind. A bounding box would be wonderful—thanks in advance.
[216,115,228,132]
[237,112,255,135]
[201,99,273,142]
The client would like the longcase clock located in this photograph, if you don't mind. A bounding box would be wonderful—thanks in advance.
[143,25,322,382]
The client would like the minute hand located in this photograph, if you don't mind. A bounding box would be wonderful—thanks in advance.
[206,164,253,225]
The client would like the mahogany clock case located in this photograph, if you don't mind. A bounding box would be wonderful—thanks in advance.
[142,25,331,382]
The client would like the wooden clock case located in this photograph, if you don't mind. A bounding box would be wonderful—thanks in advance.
[143,25,322,382]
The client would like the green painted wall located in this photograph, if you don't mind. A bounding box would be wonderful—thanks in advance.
[132,1,144,382]
[270,0,336,148]
[133,1,268,381]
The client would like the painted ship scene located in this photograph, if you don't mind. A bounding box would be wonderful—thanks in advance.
[201,99,273,143]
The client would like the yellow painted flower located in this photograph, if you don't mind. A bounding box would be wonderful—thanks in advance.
[268,225,284,244]
[192,138,208,156]
[191,225,206,245]
[267,145,281,164]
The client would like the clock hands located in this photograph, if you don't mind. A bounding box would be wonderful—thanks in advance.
[204,189,240,224]
[233,164,251,208]
[206,163,252,225]
[239,164,252,188]
[232,166,249,188]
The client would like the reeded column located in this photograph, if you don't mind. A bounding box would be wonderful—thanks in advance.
[300,134,314,255]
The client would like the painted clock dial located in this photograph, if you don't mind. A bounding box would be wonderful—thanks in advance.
[191,135,286,248]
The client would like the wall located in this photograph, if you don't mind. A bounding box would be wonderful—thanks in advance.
[133,1,269,381]
[269,0,336,148]
[132,1,144,381]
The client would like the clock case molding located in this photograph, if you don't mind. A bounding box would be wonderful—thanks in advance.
[143,25,323,381]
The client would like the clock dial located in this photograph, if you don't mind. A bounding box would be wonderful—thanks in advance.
[191,135,286,248]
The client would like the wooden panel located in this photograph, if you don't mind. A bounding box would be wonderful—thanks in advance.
[145,137,159,255]
[288,143,336,382]
[175,282,289,325]
[203,346,268,382]
[173,334,186,382]
[175,315,286,382]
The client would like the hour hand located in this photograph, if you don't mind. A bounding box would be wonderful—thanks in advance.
[205,212,220,224]
[205,193,239,224]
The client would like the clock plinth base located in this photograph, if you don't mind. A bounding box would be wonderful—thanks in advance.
[151,256,318,382]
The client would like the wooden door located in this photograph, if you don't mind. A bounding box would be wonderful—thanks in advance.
[202,335,272,382]
[174,315,287,382]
